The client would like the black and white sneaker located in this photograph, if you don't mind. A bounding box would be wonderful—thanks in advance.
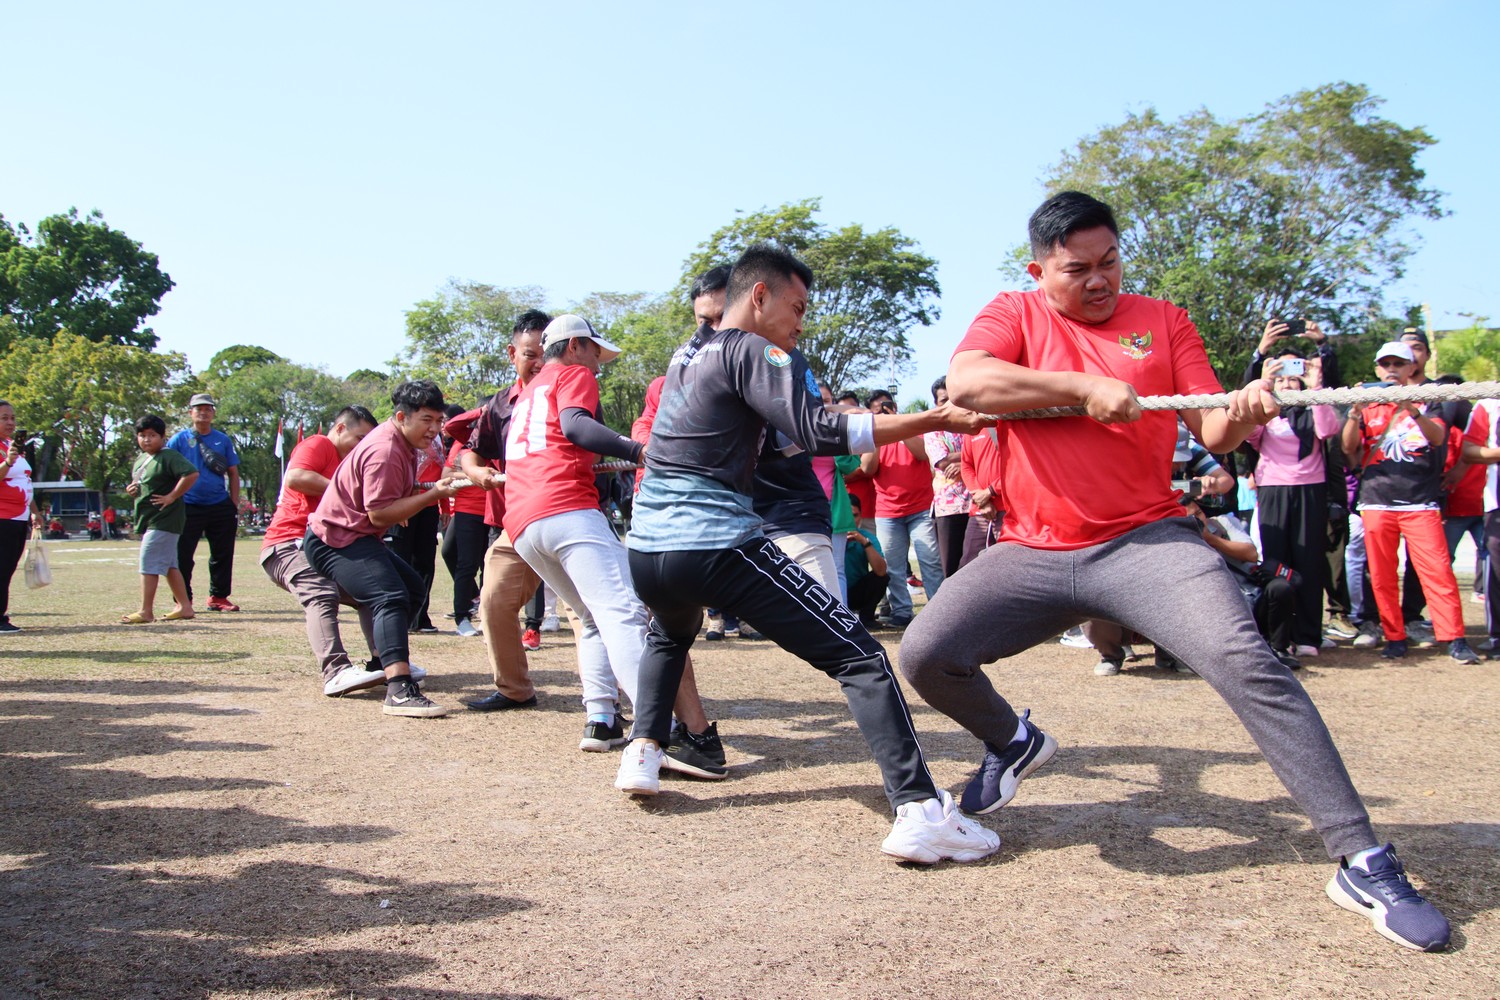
[959,709,1057,815]
[382,677,447,718]
[0,620,20,635]
[1326,844,1451,951]
[579,717,628,752]
[663,721,728,780]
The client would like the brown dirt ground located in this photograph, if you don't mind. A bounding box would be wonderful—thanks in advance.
[1,539,1498,999]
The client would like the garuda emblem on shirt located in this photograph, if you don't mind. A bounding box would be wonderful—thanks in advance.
[1119,331,1153,360]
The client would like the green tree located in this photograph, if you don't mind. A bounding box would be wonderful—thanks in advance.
[393,281,548,408]
[1430,318,1500,381]
[570,292,685,432]
[1023,83,1442,379]
[679,199,941,393]
[0,209,175,348]
[0,333,188,493]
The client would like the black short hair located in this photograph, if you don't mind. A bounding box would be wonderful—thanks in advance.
[513,310,551,338]
[135,414,166,436]
[690,264,733,303]
[930,376,947,403]
[1028,191,1120,261]
[847,491,862,510]
[542,338,570,362]
[725,244,815,307]
[1435,373,1464,385]
[392,379,445,415]
[334,405,376,429]
[835,391,860,406]
[866,389,894,408]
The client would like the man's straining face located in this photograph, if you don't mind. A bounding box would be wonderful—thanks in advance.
[693,289,726,331]
[1027,225,1121,325]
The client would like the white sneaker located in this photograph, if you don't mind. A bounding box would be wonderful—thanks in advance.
[456,618,480,637]
[615,741,662,796]
[323,664,387,697]
[881,789,1001,864]
[1353,623,1381,648]
[1094,657,1122,676]
[1294,644,1320,658]
[1058,626,1093,649]
[539,614,560,633]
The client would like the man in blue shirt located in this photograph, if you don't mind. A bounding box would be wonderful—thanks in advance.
[167,393,242,611]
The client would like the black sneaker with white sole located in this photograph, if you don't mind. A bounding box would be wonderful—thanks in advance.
[0,620,20,634]
[382,677,447,718]
[579,717,628,752]
[1326,844,1450,951]
[663,721,728,780]
[959,708,1057,815]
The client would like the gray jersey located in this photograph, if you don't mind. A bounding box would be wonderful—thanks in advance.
[629,325,866,552]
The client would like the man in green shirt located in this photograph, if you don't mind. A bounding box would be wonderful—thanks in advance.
[123,415,199,624]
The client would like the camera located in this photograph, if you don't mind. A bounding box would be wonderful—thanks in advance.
[1171,479,1204,500]
[1273,317,1306,337]
[1281,358,1305,377]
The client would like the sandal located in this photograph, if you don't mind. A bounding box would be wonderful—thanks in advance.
[163,610,194,621]
[118,612,152,625]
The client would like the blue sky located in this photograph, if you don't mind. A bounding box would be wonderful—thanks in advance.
[4,1,1496,405]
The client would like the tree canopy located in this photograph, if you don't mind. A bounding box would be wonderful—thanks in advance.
[1021,83,1442,378]
[393,281,549,409]
[0,208,175,349]
[679,199,940,393]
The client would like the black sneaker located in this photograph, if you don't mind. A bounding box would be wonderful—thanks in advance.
[1326,844,1451,951]
[382,678,447,718]
[1274,649,1303,671]
[663,721,728,779]
[1381,639,1409,659]
[959,708,1058,815]
[579,717,627,752]
[0,620,20,634]
[1448,638,1480,664]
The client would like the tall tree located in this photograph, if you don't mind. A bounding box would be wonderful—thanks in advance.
[1022,83,1443,378]
[680,199,941,393]
[0,333,188,493]
[0,209,175,348]
[393,281,549,408]
[575,293,687,432]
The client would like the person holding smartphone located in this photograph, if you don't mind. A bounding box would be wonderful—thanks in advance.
[1242,318,1341,390]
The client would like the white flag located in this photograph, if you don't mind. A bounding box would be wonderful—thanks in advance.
[273,419,285,459]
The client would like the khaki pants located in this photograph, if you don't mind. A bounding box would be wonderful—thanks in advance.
[479,530,543,700]
[260,541,375,681]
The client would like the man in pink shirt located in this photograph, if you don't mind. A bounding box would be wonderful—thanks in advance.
[305,381,460,718]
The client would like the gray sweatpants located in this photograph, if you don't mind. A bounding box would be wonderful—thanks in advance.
[899,516,1377,860]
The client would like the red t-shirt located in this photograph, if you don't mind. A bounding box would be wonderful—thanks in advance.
[845,474,876,519]
[955,289,1221,549]
[631,375,666,490]
[0,438,33,521]
[501,364,605,540]
[960,431,1005,516]
[873,441,935,518]
[262,435,340,547]
[446,439,489,517]
[1449,419,1486,517]
[309,421,417,548]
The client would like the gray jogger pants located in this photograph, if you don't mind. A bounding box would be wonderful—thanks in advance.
[899,516,1377,860]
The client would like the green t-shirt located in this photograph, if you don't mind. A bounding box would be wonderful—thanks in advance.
[132,448,198,535]
[831,454,861,534]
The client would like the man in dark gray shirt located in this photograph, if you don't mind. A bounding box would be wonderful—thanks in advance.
[617,244,1000,865]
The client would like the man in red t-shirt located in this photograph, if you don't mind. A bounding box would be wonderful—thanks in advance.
[898,191,1450,952]
[305,381,460,719]
[858,397,943,628]
[260,405,380,696]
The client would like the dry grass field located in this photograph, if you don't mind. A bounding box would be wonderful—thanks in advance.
[2,538,1497,999]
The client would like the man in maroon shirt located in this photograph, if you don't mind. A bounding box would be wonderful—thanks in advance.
[260,405,381,696]
[305,381,459,718]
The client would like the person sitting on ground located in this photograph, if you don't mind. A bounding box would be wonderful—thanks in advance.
[122,415,198,625]
[304,380,459,718]
[1341,341,1478,663]
[259,406,386,696]
[1185,498,1302,671]
[45,517,67,540]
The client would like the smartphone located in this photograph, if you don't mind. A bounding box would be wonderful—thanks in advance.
[1360,381,1387,390]
[1281,358,1305,377]
[1273,317,1307,337]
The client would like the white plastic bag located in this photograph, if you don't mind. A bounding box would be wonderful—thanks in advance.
[24,529,51,589]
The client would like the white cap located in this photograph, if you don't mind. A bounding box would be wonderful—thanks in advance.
[540,314,621,363]
[1374,341,1416,364]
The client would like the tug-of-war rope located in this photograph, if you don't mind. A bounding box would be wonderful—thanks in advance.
[431,382,1500,488]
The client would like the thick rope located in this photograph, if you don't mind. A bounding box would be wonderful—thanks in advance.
[430,459,642,489]
[994,380,1500,421]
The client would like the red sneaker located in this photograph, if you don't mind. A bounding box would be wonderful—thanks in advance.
[521,628,542,651]
[206,596,241,612]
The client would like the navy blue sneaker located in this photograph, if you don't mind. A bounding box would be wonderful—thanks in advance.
[1381,639,1408,659]
[959,709,1057,815]
[1326,844,1451,951]
[1448,638,1480,664]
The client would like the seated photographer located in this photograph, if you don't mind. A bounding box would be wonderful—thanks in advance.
[1172,421,1235,510]
[844,493,890,628]
[1186,498,1302,671]
[1245,352,1339,659]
